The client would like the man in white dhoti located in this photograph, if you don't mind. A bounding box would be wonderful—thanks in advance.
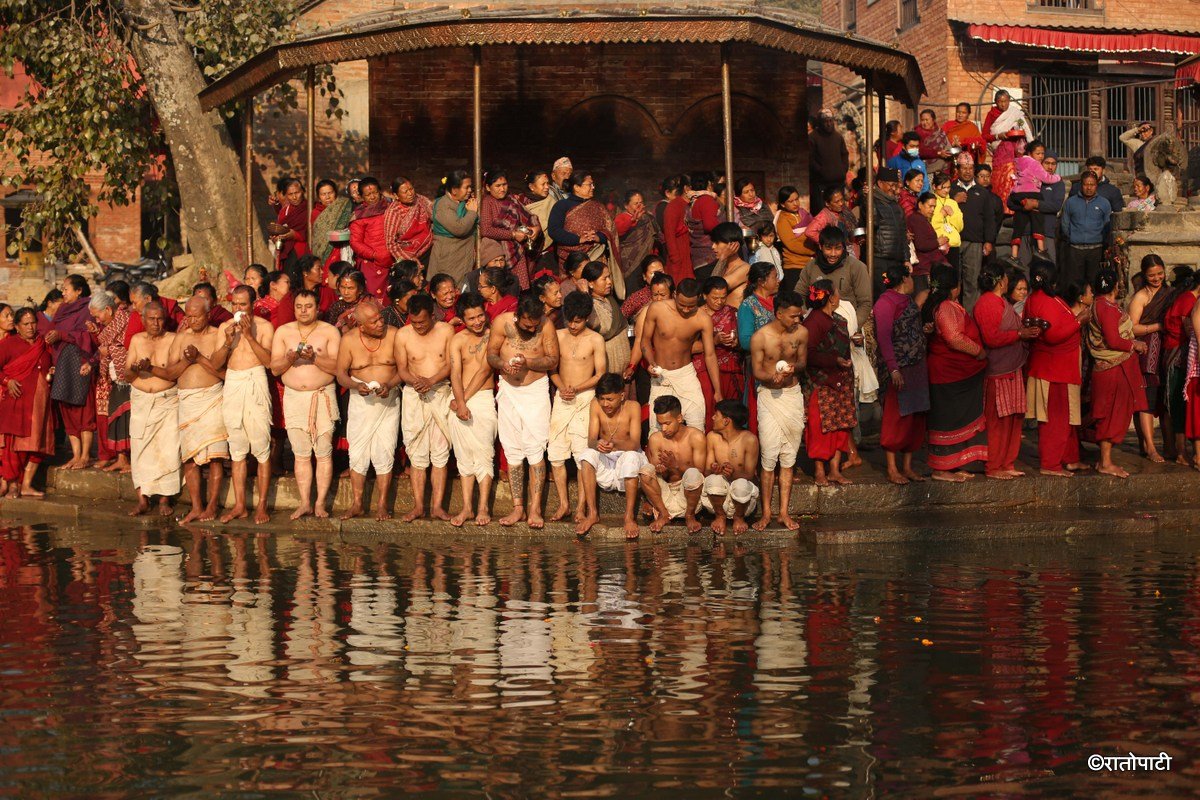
[701,400,761,535]
[218,285,275,524]
[639,395,707,533]
[155,296,230,524]
[548,291,606,523]
[750,291,809,531]
[487,292,560,528]
[271,289,341,520]
[394,293,455,522]
[335,302,400,521]
[576,373,646,538]
[641,278,722,432]
[124,302,180,517]
[448,293,498,526]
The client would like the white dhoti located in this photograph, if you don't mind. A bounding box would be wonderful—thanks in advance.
[579,449,648,492]
[178,383,229,465]
[347,389,401,475]
[547,389,594,466]
[639,465,703,519]
[282,383,339,458]
[448,390,497,482]
[222,366,272,463]
[497,376,551,465]
[130,386,181,496]
[757,383,806,470]
[401,382,452,469]
[648,363,706,432]
[699,474,760,517]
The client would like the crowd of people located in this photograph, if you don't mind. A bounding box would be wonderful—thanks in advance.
[0,97,1196,536]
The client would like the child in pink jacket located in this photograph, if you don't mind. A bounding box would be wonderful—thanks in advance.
[1007,139,1061,259]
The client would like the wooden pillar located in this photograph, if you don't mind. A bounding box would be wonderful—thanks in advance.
[306,66,316,231]
[878,89,887,158]
[473,46,483,262]
[244,96,254,264]
[721,44,735,222]
[864,75,875,271]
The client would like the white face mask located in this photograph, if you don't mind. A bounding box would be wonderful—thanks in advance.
[907,147,920,157]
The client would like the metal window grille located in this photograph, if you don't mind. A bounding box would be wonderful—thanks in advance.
[1030,0,1100,10]
[1025,75,1090,176]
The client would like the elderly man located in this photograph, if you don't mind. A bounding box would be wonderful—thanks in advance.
[155,295,231,524]
[871,167,907,298]
[124,302,179,517]
[809,109,849,215]
[641,277,722,432]
[548,156,573,203]
[335,300,400,521]
[217,286,275,525]
[271,289,341,520]
[487,292,560,529]
[394,293,456,522]
[123,281,182,348]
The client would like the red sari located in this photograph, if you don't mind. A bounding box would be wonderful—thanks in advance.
[973,292,1026,475]
[0,336,54,481]
[275,202,310,268]
[1087,297,1146,443]
[1025,290,1082,470]
[694,304,744,430]
[802,308,855,460]
[926,301,988,471]
[96,307,132,459]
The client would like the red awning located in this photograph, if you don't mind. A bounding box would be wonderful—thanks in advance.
[966,24,1200,56]
[1179,59,1200,87]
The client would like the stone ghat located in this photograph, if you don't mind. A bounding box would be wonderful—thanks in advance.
[2,434,1197,544]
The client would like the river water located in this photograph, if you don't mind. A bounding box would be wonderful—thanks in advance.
[0,522,1196,797]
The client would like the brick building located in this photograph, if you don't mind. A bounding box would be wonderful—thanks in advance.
[0,63,143,263]
[820,0,1200,175]
[235,1,922,217]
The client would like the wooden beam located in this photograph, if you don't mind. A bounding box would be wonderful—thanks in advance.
[864,75,875,273]
[244,97,254,265]
[306,66,316,235]
[721,43,735,222]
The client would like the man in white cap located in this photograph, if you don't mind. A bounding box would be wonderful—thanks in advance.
[549,157,573,203]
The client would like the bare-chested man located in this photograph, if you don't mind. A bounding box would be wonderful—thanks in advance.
[124,302,179,517]
[154,295,231,524]
[448,292,497,526]
[639,395,707,533]
[335,301,400,521]
[394,293,455,522]
[701,400,761,535]
[271,289,341,520]
[577,372,646,539]
[486,291,561,528]
[641,278,722,432]
[750,291,809,532]
[218,286,275,524]
[548,291,607,523]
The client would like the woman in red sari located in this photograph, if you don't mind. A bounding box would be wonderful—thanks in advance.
[923,264,989,481]
[1087,267,1149,478]
[872,263,929,485]
[1025,263,1090,477]
[973,262,1040,478]
[0,308,55,497]
[271,178,310,271]
[383,177,434,267]
[694,276,743,429]
[1163,267,1199,464]
[478,267,518,321]
[480,169,541,291]
[802,280,856,485]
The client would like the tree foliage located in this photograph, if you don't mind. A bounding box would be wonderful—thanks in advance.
[0,0,304,260]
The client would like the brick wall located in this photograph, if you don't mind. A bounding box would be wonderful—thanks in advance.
[367,42,809,206]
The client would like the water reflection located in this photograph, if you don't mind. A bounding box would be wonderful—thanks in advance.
[0,525,1197,796]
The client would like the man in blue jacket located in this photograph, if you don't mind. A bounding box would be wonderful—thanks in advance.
[1016,150,1066,266]
[887,131,928,193]
[1060,171,1111,292]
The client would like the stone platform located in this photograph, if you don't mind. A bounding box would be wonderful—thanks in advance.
[1,431,1197,544]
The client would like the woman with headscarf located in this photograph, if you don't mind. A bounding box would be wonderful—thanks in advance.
[732,179,775,237]
[348,176,394,300]
[614,190,663,294]
[310,179,354,272]
[90,291,131,473]
[0,308,54,497]
[983,90,1033,213]
[44,275,95,469]
[383,176,434,267]
[480,168,540,291]
[429,169,480,286]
